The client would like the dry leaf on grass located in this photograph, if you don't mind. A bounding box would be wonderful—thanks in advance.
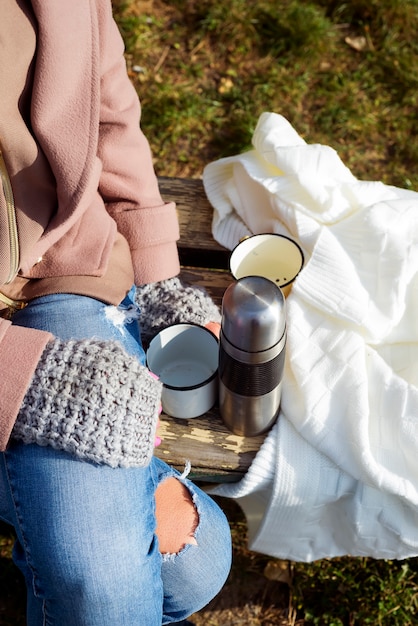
[345,35,368,52]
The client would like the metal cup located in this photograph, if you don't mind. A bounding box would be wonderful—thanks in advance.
[230,233,304,297]
[147,323,219,419]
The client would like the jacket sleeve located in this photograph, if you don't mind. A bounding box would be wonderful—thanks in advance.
[0,318,52,450]
[95,1,180,286]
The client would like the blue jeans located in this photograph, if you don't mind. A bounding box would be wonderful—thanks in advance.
[0,289,231,625]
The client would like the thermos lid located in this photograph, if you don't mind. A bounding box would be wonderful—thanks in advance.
[221,276,286,352]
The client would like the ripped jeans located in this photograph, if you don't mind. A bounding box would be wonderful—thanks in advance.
[0,288,232,625]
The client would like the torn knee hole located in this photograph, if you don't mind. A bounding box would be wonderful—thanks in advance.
[155,476,199,555]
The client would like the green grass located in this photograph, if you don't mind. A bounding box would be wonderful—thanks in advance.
[113,0,418,189]
[293,557,418,625]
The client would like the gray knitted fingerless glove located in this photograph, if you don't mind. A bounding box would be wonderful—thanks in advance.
[12,338,162,468]
[135,277,221,346]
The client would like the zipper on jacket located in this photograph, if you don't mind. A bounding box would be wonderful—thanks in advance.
[0,291,27,319]
[0,142,20,284]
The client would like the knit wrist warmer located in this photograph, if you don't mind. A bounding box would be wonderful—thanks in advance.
[135,276,221,346]
[12,338,162,468]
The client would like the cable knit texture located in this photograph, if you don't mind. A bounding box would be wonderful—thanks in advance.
[135,277,221,346]
[12,338,162,468]
[205,112,418,561]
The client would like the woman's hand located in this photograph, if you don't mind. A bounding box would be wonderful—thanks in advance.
[205,321,221,339]
[12,338,163,467]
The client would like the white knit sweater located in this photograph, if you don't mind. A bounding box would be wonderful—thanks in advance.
[203,112,418,562]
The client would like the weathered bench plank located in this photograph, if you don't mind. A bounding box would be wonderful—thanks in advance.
[158,177,223,253]
[156,177,266,482]
[179,266,231,308]
[158,176,230,270]
[156,412,264,483]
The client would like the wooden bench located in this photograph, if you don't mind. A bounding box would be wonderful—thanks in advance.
[155,177,266,483]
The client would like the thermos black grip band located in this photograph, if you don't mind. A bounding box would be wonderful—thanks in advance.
[219,345,286,397]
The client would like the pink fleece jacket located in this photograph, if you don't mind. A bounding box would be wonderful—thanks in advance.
[0,0,180,449]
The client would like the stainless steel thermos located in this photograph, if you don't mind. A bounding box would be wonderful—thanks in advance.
[219,276,287,436]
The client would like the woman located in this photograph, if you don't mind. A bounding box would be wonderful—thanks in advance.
[0,1,231,624]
